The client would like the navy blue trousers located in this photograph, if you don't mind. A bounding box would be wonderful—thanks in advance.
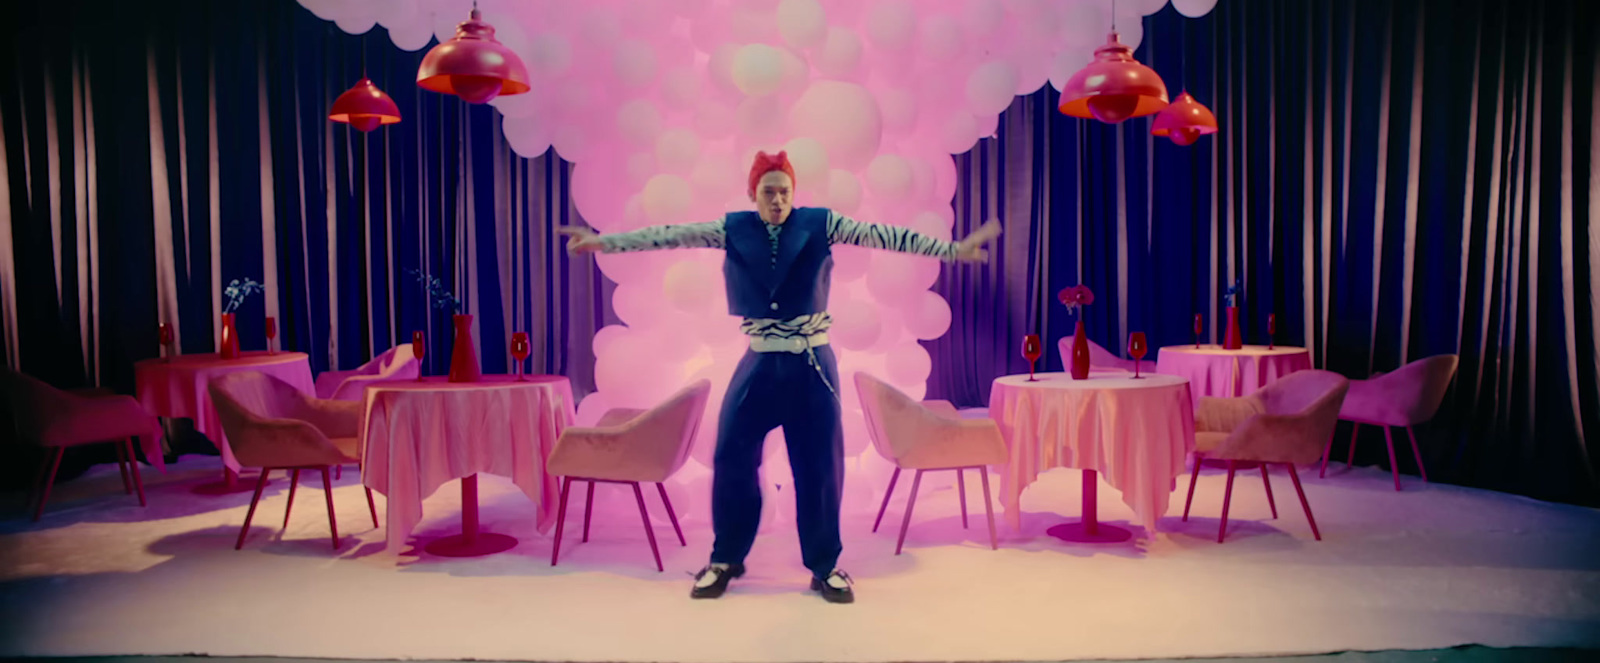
[708,345,843,580]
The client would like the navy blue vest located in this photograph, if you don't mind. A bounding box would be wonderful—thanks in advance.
[722,208,833,319]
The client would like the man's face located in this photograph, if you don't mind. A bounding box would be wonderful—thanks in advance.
[752,170,793,225]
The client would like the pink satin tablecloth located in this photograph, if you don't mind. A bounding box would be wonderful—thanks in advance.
[134,352,314,472]
[1155,345,1312,406]
[988,371,1195,534]
[360,375,576,550]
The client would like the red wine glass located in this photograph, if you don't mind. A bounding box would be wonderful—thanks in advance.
[1267,313,1276,350]
[1128,332,1148,379]
[1194,314,1203,349]
[412,331,426,381]
[158,322,174,361]
[511,332,531,381]
[1022,334,1042,381]
[265,316,277,354]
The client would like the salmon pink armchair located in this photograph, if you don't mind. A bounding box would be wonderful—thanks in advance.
[1322,355,1459,490]
[313,345,419,402]
[855,372,1008,555]
[546,380,713,571]
[1058,335,1136,372]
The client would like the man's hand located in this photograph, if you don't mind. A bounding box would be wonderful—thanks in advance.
[556,225,605,255]
[954,219,1002,263]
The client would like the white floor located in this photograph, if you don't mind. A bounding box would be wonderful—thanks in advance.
[2,450,1598,662]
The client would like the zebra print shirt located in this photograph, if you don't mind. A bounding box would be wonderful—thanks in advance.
[599,210,958,338]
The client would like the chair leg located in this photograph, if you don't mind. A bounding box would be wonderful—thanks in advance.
[334,465,341,481]
[31,447,66,522]
[320,468,340,549]
[125,439,146,507]
[1383,426,1402,491]
[872,468,901,533]
[956,468,968,529]
[1345,422,1361,468]
[894,470,925,555]
[1217,460,1237,543]
[235,470,272,549]
[550,477,572,566]
[656,482,686,547]
[979,466,997,551]
[1182,453,1203,521]
[365,488,379,528]
[1287,463,1322,540]
[114,439,133,494]
[1319,425,1337,478]
[283,469,301,527]
[1260,464,1277,519]
[631,482,663,572]
[581,480,596,543]
[1407,426,1429,483]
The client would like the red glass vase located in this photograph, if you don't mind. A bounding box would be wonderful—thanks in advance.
[448,314,481,383]
[1223,306,1243,350]
[1070,320,1091,380]
[219,313,240,359]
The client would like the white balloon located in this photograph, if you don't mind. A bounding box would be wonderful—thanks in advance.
[865,154,914,200]
[918,14,965,64]
[864,0,916,52]
[886,343,932,385]
[788,81,882,170]
[336,14,378,35]
[965,61,1020,115]
[1172,0,1219,18]
[659,65,701,112]
[776,0,829,49]
[1127,0,1171,16]
[737,95,789,145]
[502,116,552,159]
[783,137,831,187]
[527,33,574,77]
[903,291,953,340]
[877,86,919,133]
[616,99,663,148]
[1060,3,1108,47]
[827,169,863,214]
[939,112,980,155]
[664,261,721,314]
[655,129,702,175]
[642,174,694,224]
[613,42,658,89]
[731,44,787,97]
[814,27,865,80]
[960,0,1007,39]
[385,19,435,51]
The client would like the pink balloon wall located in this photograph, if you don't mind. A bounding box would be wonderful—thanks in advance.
[303,0,1214,527]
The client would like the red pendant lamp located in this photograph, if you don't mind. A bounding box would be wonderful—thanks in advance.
[416,6,530,104]
[329,78,401,132]
[1151,91,1218,145]
[1058,31,1169,124]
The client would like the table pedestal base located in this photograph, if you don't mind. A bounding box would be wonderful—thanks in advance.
[1047,469,1136,544]
[1047,522,1134,543]
[422,474,518,558]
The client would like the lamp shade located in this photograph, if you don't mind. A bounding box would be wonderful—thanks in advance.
[1058,32,1169,124]
[328,78,401,132]
[416,8,530,104]
[1150,91,1218,146]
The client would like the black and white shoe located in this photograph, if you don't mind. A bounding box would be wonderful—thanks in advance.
[689,562,745,599]
[810,569,854,604]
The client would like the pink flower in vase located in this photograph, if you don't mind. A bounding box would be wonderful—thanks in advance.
[1057,285,1095,313]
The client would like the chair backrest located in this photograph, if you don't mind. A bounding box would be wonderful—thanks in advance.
[1058,335,1136,372]
[0,368,70,439]
[637,380,714,477]
[1373,354,1460,424]
[1221,370,1349,464]
[376,344,418,378]
[208,371,337,467]
[855,372,933,462]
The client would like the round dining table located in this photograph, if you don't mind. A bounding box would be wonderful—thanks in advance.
[988,370,1195,543]
[134,351,314,492]
[360,375,576,557]
[1155,344,1312,405]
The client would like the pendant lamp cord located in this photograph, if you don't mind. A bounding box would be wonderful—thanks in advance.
[1111,0,1117,31]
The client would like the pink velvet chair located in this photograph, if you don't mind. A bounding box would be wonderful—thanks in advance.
[313,345,419,401]
[546,380,713,571]
[1058,335,1136,372]
[1184,370,1349,543]
[1,368,161,521]
[1322,355,1459,491]
[855,372,1008,555]
[208,371,378,550]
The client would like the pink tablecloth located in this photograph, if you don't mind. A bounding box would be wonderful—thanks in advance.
[1155,345,1312,406]
[361,375,576,550]
[134,352,314,472]
[988,370,1195,534]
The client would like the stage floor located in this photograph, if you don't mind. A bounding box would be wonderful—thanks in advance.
[2,449,1598,662]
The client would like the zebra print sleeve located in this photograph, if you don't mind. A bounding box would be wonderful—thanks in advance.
[599,218,728,253]
[825,211,959,261]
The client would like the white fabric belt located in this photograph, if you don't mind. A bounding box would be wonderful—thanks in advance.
[749,333,830,353]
